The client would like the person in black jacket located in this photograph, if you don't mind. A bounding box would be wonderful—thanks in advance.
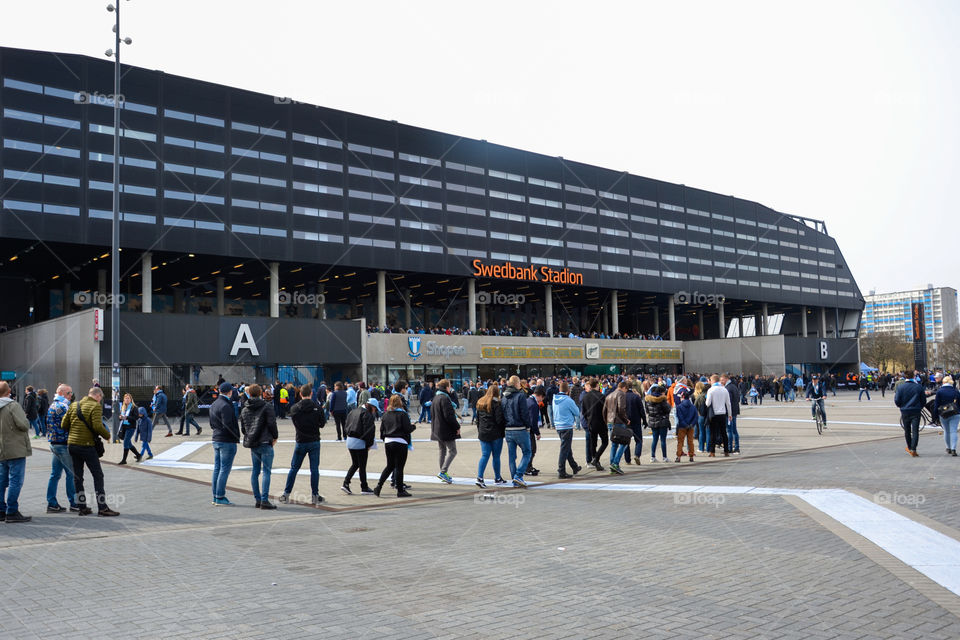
[474,385,506,488]
[240,384,279,510]
[431,379,461,484]
[280,384,326,505]
[209,382,241,506]
[342,399,378,494]
[622,384,647,465]
[373,395,416,497]
[327,382,349,441]
[722,374,742,454]
[580,380,607,470]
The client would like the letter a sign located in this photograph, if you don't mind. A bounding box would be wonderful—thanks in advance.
[230,323,260,356]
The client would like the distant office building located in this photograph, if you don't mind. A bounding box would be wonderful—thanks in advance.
[862,285,959,343]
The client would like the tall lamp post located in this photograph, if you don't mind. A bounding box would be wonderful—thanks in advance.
[105,2,131,441]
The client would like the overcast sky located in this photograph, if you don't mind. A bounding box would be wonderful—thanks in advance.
[2,0,956,297]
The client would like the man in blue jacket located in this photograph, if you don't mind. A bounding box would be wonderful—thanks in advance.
[552,382,581,478]
[501,376,533,487]
[524,387,544,476]
[151,386,172,437]
[209,382,241,505]
[895,371,926,456]
[417,381,435,424]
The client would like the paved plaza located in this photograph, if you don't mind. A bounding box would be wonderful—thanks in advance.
[2,390,960,639]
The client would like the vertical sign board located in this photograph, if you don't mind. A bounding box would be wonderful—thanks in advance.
[911,302,927,371]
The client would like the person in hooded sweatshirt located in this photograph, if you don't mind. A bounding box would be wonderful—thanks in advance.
[135,406,154,461]
[645,384,672,463]
[674,387,698,462]
[240,384,280,510]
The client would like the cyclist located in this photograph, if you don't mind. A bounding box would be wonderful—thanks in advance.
[806,374,827,429]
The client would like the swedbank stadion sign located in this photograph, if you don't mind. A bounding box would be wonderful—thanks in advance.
[472,260,584,285]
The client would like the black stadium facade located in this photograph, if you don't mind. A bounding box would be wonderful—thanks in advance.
[0,46,864,388]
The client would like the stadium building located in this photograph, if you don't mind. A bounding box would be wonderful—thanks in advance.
[0,46,864,392]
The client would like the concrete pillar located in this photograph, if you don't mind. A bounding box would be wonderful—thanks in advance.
[835,308,841,338]
[173,289,183,314]
[467,279,477,333]
[403,289,411,328]
[718,302,726,338]
[376,270,386,330]
[610,290,619,336]
[653,306,660,337]
[545,284,553,336]
[216,277,225,316]
[602,305,609,335]
[698,309,704,340]
[479,297,486,330]
[755,313,763,337]
[801,306,808,337]
[317,284,326,320]
[667,295,676,341]
[820,306,828,338]
[269,262,279,318]
[738,316,745,338]
[141,252,152,313]
[761,303,769,336]
[97,269,107,302]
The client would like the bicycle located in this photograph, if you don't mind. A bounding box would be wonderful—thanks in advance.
[812,399,825,435]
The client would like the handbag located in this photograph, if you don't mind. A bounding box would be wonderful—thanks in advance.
[75,402,105,458]
[938,401,959,419]
[610,424,632,445]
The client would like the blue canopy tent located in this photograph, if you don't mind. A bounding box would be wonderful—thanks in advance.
[860,362,878,373]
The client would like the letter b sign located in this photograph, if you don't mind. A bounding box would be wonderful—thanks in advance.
[819,340,829,361]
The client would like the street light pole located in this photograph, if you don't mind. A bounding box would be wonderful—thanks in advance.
[106,1,130,441]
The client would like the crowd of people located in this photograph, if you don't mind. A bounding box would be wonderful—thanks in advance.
[366,324,665,341]
[1,367,958,522]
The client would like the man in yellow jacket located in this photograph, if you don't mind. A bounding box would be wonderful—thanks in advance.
[62,387,119,517]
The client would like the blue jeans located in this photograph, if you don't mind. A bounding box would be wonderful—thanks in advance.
[0,457,27,514]
[47,443,77,507]
[212,441,237,499]
[477,438,503,479]
[505,429,531,479]
[650,427,668,459]
[608,424,627,466]
[30,417,43,437]
[122,426,137,451]
[811,399,826,424]
[859,389,871,401]
[942,414,960,451]
[696,415,708,451]
[250,444,274,502]
[284,441,321,496]
[726,415,739,450]
[630,424,644,458]
[418,405,432,422]
[184,413,201,433]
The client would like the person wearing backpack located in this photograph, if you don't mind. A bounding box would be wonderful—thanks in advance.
[933,375,960,456]
[63,386,118,517]
[240,384,279,509]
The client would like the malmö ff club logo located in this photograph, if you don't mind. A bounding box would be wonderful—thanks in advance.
[408,336,422,360]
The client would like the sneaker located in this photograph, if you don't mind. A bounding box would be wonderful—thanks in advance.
[675,456,681,463]
[525,468,540,476]
[69,505,81,513]
[572,464,582,475]
[278,493,289,504]
[438,472,453,484]
[77,506,93,516]
[557,472,573,479]
[360,488,375,496]
[594,462,604,472]
[118,460,127,465]
[5,511,31,523]
[340,485,353,495]
[651,457,657,463]
[494,477,507,485]
[97,508,119,517]
[614,464,625,475]
[373,485,382,497]
[689,457,695,462]
[213,497,233,506]
[164,433,172,437]
[397,490,413,498]
[255,500,262,509]
[475,478,486,488]
[46,504,66,513]
[512,477,527,488]
[196,427,202,436]
[312,495,325,504]
[259,501,278,510]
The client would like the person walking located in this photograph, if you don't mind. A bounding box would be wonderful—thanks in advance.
[858,375,871,402]
[280,384,325,505]
[475,385,505,487]
[706,374,732,457]
[343,399,378,495]
[180,386,202,436]
[933,375,960,456]
[581,379,607,470]
[374,395,415,497]
[895,372,927,457]
[23,385,41,439]
[431,379,461,484]
[501,375,533,487]
[675,388,697,462]
[327,382,349,441]
[209,382,240,505]
[64,386,119,516]
[623,383,647,465]
[134,407,154,461]
[552,381,581,478]
[645,384,671,463]
[152,386,173,437]
[0,381,32,522]
[417,381,435,424]
[524,386,544,476]
[44,384,78,513]
[240,384,279,509]
[117,393,141,465]
[468,381,483,425]
[603,381,630,473]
